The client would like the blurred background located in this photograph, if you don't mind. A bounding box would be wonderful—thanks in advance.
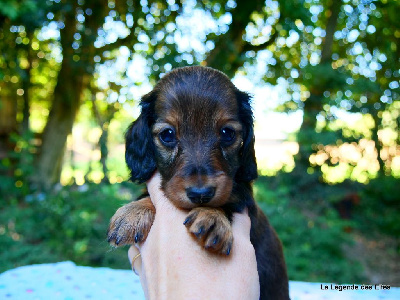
[0,0,399,285]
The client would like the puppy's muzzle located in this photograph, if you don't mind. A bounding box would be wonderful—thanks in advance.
[185,186,216,204]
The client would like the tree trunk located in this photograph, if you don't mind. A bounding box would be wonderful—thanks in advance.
[371,113,385,175]
[34,7,85,189]
[99,127,110,184]
[204,0,265,77]
[35,62,84,188]
[91,95,116,184]
[0,95,17,159]
[33,0,113,188]
[295,0,342,169]
[21,31,34,133]
[0,97,17,136]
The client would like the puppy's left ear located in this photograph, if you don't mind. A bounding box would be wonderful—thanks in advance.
[235,89,258,182]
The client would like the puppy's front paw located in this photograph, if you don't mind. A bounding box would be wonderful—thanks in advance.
[107,197,155,247]
[184,207,233,255]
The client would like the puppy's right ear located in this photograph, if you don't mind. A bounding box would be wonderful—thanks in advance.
[125,92,157,183]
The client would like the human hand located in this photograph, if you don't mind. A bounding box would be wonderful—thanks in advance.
[128,172,260,300]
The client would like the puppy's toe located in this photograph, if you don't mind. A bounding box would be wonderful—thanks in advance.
[107,197,155,247]
[184,207,233,255]
[108,221,133,246]
[204,226,233,255]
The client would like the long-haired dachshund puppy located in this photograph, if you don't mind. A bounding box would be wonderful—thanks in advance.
[108,66,289,300]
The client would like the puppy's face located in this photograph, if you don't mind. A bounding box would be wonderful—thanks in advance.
[125,66,257,209]
[152,73,244,209]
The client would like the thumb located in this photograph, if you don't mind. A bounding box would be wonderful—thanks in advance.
[146,172,172,210]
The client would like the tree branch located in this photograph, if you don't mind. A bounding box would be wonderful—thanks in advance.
[242,25,280,53]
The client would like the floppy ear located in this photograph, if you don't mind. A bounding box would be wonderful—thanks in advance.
[125,92,157,183]
[235,89,258,182]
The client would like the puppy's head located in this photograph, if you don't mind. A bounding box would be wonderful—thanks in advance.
[125,66,257,209]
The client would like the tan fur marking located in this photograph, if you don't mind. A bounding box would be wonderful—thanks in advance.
[107,197,155,247]
[184,207,233,255]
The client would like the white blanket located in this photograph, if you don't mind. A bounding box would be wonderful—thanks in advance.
[0,261,398,299]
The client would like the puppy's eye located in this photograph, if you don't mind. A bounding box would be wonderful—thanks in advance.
[159,128,176,146]
[220,127,236,146]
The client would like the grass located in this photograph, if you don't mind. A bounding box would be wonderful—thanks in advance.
[0,176,370,284]
[254,176,365,283]
[0,183,141,273]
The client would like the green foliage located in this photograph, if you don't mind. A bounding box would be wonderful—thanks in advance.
[0,173,398,283]
[254,176,365,283]
[302,64,347,92]
[0,0,37,20]
[0,131,36,202]
[0,0,398,284]
[0,183,142,273]
[355,175,400,237]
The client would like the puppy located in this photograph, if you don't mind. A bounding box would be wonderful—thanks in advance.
[108,66,289,300]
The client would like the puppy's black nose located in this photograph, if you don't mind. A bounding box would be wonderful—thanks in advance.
[186,186,215,204]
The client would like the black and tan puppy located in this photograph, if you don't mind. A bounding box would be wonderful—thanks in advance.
[108,66,289,299]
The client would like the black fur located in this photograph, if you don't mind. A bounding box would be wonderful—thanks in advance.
[125,92,157,183]
[235,89,258,182]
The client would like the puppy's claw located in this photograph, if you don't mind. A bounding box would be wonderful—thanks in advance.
[186,207,233,255]
[107,235,112,243]
[183,216,192,226]
[213,236,219,245]
[134,233,139,243]
[115,235,123,245]
[195,226,204,238]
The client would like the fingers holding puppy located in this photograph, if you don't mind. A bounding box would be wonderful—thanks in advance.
[184,207,233,256]
[128,246,142,275]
